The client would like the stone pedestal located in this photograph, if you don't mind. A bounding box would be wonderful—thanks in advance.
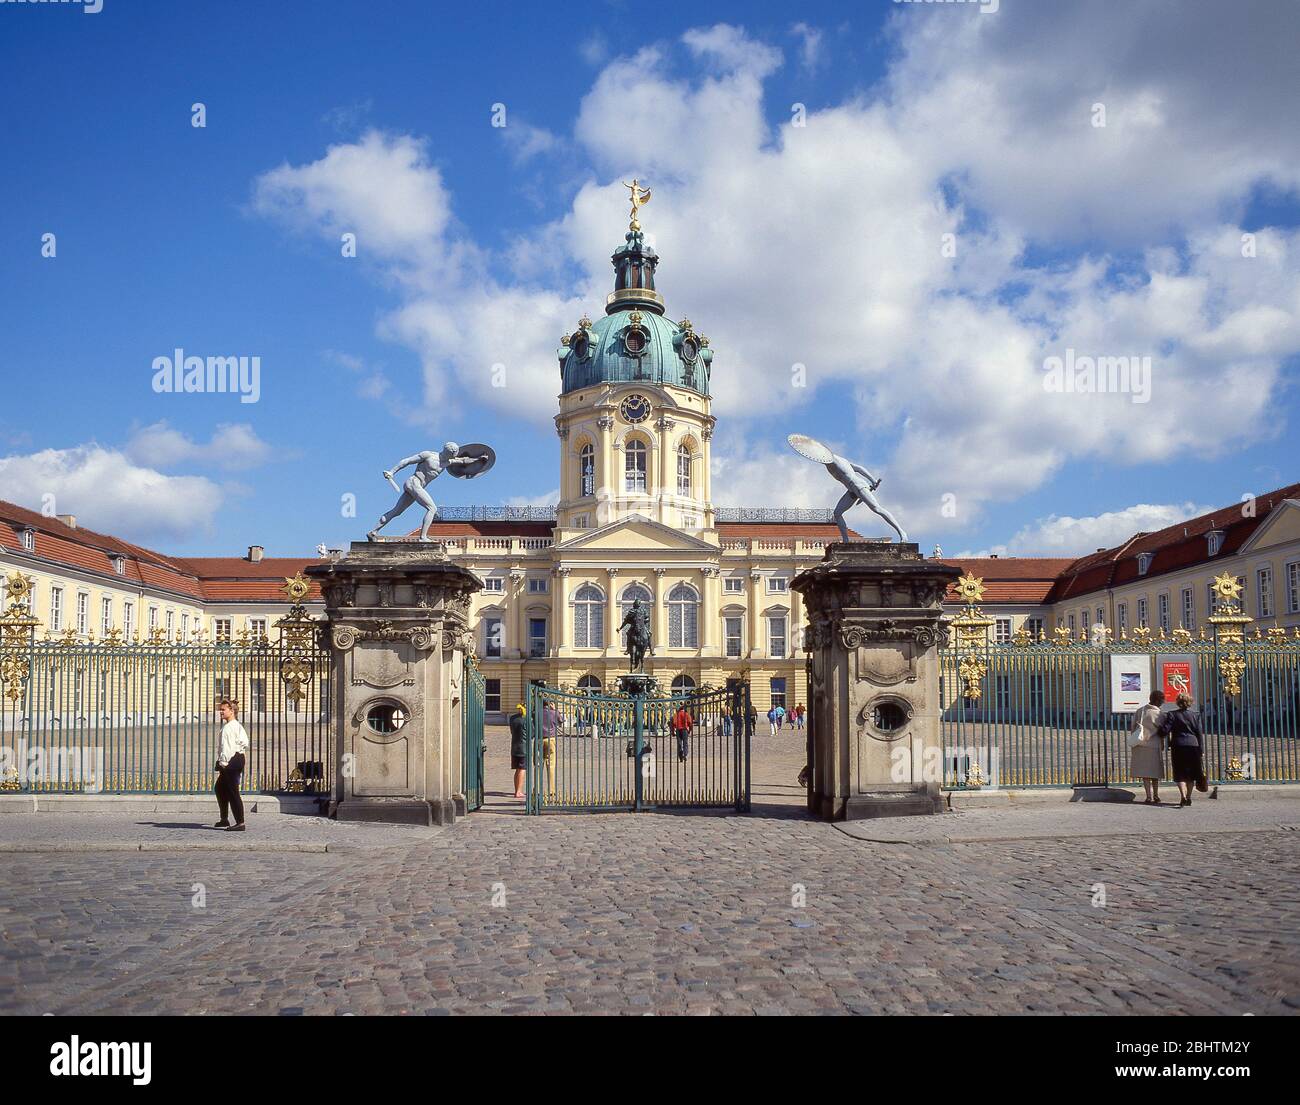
[792,543,960,821]
[617,672,658,697]
[306,542,481,826]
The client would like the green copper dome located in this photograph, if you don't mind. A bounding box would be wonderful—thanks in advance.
[558,222,713,397]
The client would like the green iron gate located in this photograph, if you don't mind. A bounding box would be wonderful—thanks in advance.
[462,657,485,811]
[941,572,1300,789]
[525,681,750,813]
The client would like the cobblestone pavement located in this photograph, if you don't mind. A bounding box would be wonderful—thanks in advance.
[1,725,1297,1015]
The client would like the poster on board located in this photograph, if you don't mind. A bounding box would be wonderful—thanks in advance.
[1159,655,1197,704]
[1109,654,1153,712]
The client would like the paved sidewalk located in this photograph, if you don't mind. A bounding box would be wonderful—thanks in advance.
[0,812,438,852]
[838,793,1300,844]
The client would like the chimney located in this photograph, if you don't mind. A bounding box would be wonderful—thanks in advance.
[57,514,76,529]
[989,554,999,559]
[247,545,264,563]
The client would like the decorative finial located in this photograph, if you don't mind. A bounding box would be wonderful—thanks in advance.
[622,178,651,231]
[282,571,311,604]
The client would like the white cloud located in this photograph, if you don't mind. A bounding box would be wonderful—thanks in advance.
[790,22,824,70]
[251,11,1300,539]
[501,121,560,163]
[124,421,273,472]
[994,501,1211,556]
[0,445,223,542]
[504,488,560,509]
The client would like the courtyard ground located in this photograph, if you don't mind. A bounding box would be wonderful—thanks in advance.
[0,725,1296,1015]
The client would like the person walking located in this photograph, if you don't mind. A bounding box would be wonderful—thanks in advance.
[214,698,249,831]
[746,703,757,739]
[672,703,693,762]
[1157,692,1206,807]
[775,703,786,732]
[1128,689,1166,804]
[767,706,778,736]
[509,702,527,799]
[795,704,806,730]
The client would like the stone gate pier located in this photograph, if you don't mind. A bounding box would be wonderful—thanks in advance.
[792,542,960,820]
[307,542,481,825]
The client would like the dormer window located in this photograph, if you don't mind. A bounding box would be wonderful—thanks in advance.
[111,555,126,576]
[1137,552,1154,576]
[1206,529,1225,557]
[19,527,35,552]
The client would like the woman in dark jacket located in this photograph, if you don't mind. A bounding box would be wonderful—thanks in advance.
[1157,692,1205,807]
[509,704,527,800]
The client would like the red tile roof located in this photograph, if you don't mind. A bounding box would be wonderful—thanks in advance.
[942,558,1075,605]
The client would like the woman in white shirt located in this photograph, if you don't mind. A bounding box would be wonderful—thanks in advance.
[215,698,250,831]
[1129,689,1166,805]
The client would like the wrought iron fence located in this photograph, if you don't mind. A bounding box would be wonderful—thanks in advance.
[463,656,485,811]
[525,681,750,812]
[941,571,1300,789]
[0,571,332,795]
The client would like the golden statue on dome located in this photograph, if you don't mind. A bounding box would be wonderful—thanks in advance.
[622,178,652,230]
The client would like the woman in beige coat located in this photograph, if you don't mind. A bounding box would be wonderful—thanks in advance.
[1129,689,1166,804]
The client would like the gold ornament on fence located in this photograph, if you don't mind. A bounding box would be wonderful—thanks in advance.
[1207,571,1253,697]
[0,571,41,703]
[949,573,992,699]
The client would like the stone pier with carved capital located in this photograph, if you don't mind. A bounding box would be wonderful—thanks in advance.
[792,542,960,820]
[307,541,481,825]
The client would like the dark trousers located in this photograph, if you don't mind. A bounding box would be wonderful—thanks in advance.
[675,727,690,760]
[215,752,245,824]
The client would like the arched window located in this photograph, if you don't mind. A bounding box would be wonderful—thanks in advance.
[671,674,696,693]
[573,584,604,649]
[579,442,595,497]
[624,438,647,492]
[620,583,652,649]
[677,443,692,495]
[577,674,602,693]
[667,582,700,648]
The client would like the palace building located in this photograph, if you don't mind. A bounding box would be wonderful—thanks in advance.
[2,206,1298,720]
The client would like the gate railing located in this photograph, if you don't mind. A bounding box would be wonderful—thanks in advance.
[941,571,1300,789]
[0,570,332,795]
[525,681,750,813]
[463,655,485,811]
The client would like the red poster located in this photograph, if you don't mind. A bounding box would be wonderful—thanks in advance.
[1161,661,1193,701]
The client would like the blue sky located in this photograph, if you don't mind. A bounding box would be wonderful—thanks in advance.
[1,0,1297,559]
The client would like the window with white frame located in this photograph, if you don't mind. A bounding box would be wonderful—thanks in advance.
[1258,566,1274,618]
[1117,603,1127,633]
[248,617,267,641]
[667,583,699,648]
[527,577,548,594]
[1206,530,1225,557]
[766,577,788,594]
[181,613,190,640]
[484,616,503,658]
[573,584,604,648]
[768,614,788,658]
[74,592,88,635]
[1081,609,1090,633]
[724,577,744,594]
[481,577,504,593]
[100,596,113,636]
[624,439,648,492]
[995,618,1012,643]
[20,528,35,551]
[724,615,743,658]
[1067,613,1075,634]
[579,442,595,497]
[112,555,125,575]
[1136,597,1148,628]
[50,587,63,631]
[573,513,591,529]
[677,444,692,495]
[1158,593,1170,633]
[214,617,231,644]
[123,602,134,639]
[166,610,176,639]
[147,607,158,633]
[1096,607,1104,626]
[1288,562,1300,615]
[1026,616,1044,640]
[1181,587,1194,631]
[1137,552,1153,576]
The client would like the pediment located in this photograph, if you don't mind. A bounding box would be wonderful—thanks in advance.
[554,513,717,554]
[1240,499,1300,553]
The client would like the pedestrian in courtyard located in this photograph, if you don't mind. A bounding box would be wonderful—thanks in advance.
[1128,689,1166,804]
[767,706,779,736]
[746,703,757,738]
[214,698,249,831]
[1157,692,1206,807]
[795,704,805,730]
[509,702,527,799]
[672,702,693,762]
